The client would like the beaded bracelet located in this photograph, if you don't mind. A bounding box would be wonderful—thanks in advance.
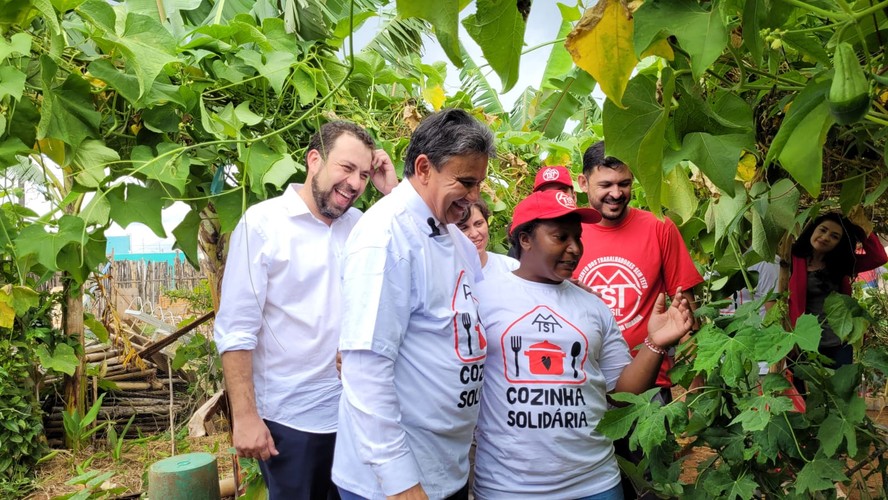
[644,336,668,356]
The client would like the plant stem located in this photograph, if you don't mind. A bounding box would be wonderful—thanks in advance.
[783,412,812,463]
[779,0,847,20]
[854,0,888,19]
[521,38,566,56]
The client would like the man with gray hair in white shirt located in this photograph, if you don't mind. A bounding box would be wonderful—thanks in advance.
[214,121,397,500]
[333,109,495,500]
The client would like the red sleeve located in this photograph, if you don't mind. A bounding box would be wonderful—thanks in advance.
[659,217,703,293]
[855,232,888,274]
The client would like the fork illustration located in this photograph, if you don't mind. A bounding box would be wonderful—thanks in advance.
[461,312,473,355]
[510,336,521,377]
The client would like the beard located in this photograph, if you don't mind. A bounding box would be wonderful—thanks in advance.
[599,196,628,220]
[311,175,356,220]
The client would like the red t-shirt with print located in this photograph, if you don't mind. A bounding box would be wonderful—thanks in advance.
[573,208,703,387]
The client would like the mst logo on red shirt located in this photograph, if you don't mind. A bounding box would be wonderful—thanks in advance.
[576,256,649,331]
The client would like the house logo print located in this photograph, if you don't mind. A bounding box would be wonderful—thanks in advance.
[542,168,560,182]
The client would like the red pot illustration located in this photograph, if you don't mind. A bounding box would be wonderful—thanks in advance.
[524,340,565,375]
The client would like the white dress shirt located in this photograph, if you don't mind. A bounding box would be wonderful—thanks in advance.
[333,180,486,499]
[213,184,361,433]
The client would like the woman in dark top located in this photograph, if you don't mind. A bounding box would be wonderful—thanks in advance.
[786,213,887,366]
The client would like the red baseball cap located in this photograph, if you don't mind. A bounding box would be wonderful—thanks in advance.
[533,165,573,191]
[510,190,602,235]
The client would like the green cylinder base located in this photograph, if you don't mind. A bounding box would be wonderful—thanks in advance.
[148,452,221,500]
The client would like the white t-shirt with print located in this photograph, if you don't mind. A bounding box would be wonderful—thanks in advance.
[484,252,519,276]
[473,272,632,499]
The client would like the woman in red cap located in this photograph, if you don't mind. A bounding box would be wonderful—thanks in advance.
[471,190,693,499]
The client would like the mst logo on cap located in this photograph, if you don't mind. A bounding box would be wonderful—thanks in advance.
[555,191,576,209]
[541,167,561,182]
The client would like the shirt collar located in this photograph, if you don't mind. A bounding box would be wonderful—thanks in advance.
[398,179,446,233]
[283,183,350,227]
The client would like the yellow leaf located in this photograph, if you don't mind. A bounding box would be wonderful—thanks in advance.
[736,153,757,182]
[423,85,446,111]
[0,287,13,329]
[36,137,65,166]
[640,38,674,61]
[565,0,637,107]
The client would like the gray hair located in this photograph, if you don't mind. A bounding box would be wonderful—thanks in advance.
[403,109,495,177]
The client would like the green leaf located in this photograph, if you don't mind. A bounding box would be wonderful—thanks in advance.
[8,285,39,315]
[751,209,781,265]
[142,104,182,133]
[778,314,822,355]
[396,0,462,68]
[795,458,848,494]
[633,0,728,78]
[540,3,580,90]
[84,312,109,343]
[596,401,646,440]
[703,468,759,500]
[37,56,101,147]
[263,155,299,190]
[96,12,179,98]
[0,32,31,61]
[108,183,168,238]
[603,73,668,213]
[767,179,800,231]
[81,192,110,226]
[15,215,85,271]
[239,49,296,95]
[172,209,200,268]
[242,142,284,199]
[742,0,765,65]
[667,133,752,196]
[71,140,118,187]
[730,393,794,432]
[130,144,189,195]
[35,343,78,375]
[87,59,186,109]
[462,0,526,92]
[661,163,697,224]
[457,43,505,116]
[532,68,596,138]
[838,173,864,213]
[765,79,833,197]
[824,292,856,341]
[0,137,31,167]
[692,325,730,374]
[0,66,26,101]
[213,189,246,234]
[782,32,830,65]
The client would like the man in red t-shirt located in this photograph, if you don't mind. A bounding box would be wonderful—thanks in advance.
[573,141,702,497]
[573,141,702,391]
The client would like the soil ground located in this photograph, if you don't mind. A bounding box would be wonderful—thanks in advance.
[27,408,888,499]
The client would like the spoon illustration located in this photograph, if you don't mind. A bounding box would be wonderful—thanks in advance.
[570,341,581,378]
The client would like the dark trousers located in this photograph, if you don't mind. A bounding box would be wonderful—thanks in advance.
[613,387,672,499]
[257,420,339,500]
[338,483,469,500]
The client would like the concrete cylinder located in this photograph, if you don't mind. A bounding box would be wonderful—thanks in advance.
[148,452,221,500]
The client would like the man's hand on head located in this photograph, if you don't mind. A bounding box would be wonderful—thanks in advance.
[371,149,398,195]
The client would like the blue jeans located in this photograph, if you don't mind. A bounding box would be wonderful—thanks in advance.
[576,483,624,500]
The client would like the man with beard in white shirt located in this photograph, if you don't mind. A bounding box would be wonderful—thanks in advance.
[214,121,397,500]
[333,109,495,500]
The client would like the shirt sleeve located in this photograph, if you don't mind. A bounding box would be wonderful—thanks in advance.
[338,234,419,493]
[340,350,422,495]
[660,217,704,293]
[213,212,267,354]
[856,232,888,273]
